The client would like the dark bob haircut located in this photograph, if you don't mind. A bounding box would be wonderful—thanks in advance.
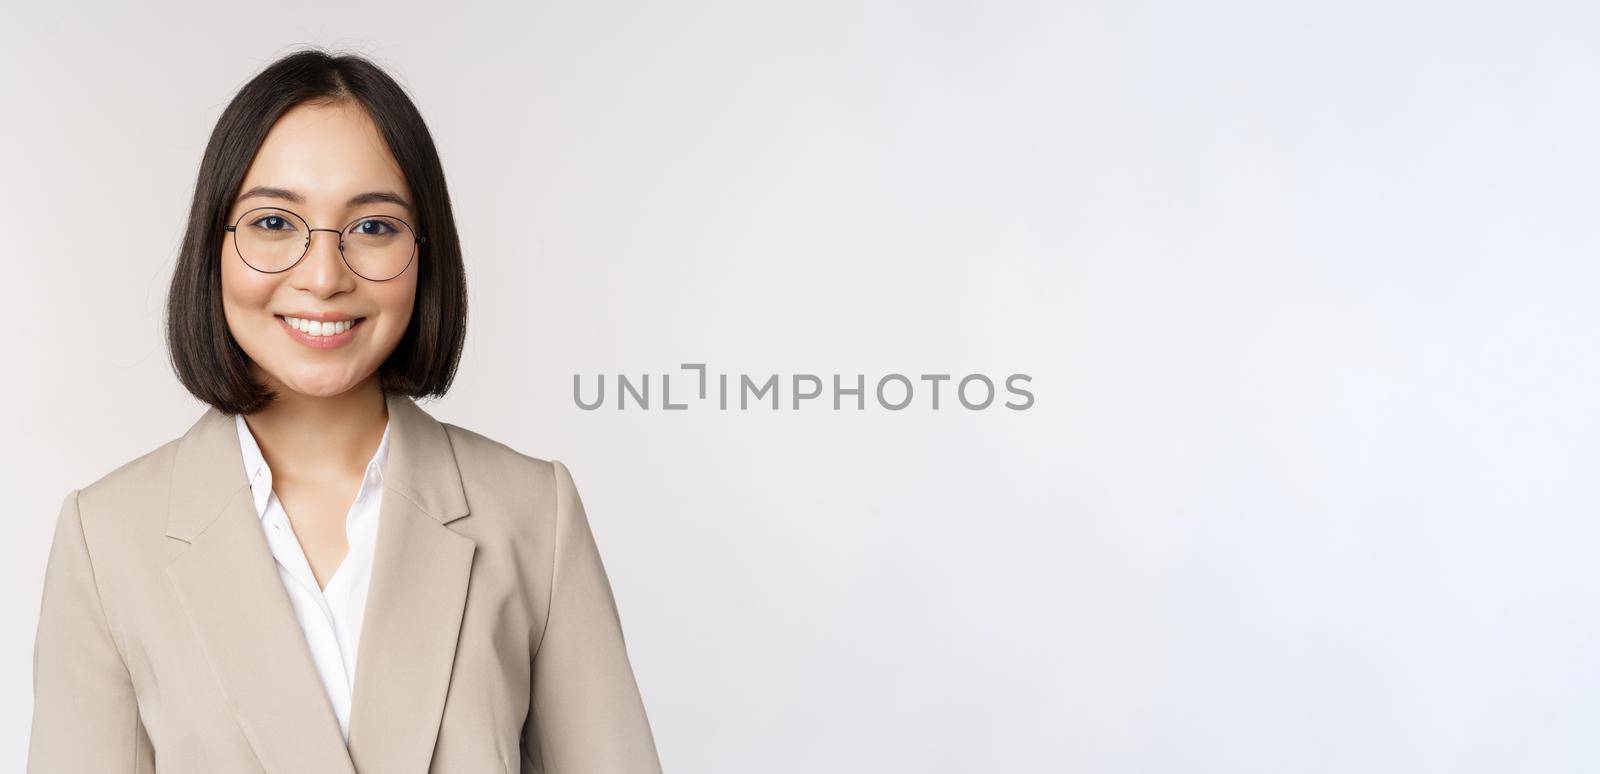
[165,48,466,415]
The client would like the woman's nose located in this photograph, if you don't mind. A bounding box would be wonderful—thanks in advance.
[296,229,353,287]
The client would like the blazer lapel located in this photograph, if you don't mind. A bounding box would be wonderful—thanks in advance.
[165,406,358,774]
[164,393,475,774]
[345,393,475,774]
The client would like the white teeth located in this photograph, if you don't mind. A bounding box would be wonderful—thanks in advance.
[281,316,356,336]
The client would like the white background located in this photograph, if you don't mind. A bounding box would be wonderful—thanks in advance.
[4,1,1598,771]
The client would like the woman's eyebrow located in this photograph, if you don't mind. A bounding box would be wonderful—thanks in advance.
[235,185,413,211]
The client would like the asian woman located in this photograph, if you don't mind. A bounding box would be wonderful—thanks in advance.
[28,48,662,774]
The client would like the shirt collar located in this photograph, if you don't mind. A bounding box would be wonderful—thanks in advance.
[234,413,393,519]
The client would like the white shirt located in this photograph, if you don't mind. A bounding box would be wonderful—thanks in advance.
[234,413,391,743]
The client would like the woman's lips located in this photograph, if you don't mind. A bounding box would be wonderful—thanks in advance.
[276,315,365,350]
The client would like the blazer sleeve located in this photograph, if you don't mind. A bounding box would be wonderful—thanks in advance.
[521,460,662,774]
[29,489,155,773]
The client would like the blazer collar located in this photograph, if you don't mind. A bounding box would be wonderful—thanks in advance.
[166,391,468,541]
[163,392,477,774]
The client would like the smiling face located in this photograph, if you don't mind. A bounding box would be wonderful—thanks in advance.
[220,99,419,400]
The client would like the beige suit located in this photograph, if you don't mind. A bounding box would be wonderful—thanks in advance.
[29,393,663,774]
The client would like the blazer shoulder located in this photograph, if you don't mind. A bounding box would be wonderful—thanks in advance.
[440,421,565,501]
[439,422,579,544]
[61,433,184,553]
[76,436,183,516]
[441,421,553,469]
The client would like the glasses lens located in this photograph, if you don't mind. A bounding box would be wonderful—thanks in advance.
[233,208,309,272]
[343,215,417,280]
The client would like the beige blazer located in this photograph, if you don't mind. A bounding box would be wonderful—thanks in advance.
[29,393,663,774]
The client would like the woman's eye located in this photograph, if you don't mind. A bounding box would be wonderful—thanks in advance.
[355,219,396,236]
[250,216,292,231]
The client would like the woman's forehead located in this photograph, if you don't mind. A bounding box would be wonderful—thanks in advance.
[241,102,411,208]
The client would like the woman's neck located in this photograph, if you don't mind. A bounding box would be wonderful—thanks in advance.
[239,375,389,487]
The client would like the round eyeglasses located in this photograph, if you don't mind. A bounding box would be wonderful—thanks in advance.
[225,206,425,282]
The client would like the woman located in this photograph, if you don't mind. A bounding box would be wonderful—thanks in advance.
[28,49,663,774]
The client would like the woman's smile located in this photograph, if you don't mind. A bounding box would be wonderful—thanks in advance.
[275,313,368,349]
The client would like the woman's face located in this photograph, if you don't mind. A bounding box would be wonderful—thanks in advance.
[220,99,419,400]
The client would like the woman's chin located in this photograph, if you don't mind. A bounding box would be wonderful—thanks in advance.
[273,370,367,400]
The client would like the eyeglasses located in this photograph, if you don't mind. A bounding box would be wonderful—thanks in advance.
[225,206,425,282]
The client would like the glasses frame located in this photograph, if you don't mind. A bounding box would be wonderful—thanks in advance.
[225,205,426,282]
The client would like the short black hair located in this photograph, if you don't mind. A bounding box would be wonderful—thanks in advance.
[165,47,467,415]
